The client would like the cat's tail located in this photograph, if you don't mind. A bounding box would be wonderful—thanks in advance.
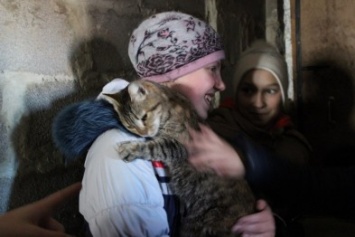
[52,99,122,162]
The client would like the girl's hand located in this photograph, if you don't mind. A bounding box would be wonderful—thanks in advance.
[0,182,81,237]
[232,199,276,237]
[185,123,245,178]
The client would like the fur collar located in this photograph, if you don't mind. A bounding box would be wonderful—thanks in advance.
[52,99,127,162]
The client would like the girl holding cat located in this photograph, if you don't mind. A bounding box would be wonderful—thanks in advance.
[187,41,312,236]
[53,12,275,237]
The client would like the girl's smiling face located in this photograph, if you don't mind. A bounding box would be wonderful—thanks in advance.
[236,69,282,128]
[171,61,225,120]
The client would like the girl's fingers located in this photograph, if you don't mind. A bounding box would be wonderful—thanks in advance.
[41,218,65,232]
[31,183,81,217]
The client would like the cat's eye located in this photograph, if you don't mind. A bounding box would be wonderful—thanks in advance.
[142,114,148,122]
[139,87,146,95]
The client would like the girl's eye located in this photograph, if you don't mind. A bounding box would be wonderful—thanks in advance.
[207,66,217,74]
[240,86,255,95]
[208,64,221,73]
[266,88,279,94]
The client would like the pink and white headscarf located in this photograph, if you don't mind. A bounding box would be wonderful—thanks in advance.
[128,11,225,82]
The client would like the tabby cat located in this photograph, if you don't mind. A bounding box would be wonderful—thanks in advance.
[101,80,256,237]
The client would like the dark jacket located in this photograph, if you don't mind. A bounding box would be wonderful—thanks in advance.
[208,107,312,166]
[233,135,355,220]
[207,106,313,230]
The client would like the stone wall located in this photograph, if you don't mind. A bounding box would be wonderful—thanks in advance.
[297,0,355,165]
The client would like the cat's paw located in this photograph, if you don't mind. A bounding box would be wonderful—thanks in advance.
[117,142,140,162]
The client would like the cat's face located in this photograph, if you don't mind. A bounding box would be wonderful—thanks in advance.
[103,80,165,137]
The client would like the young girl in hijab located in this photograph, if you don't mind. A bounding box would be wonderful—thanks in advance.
[207,40,311,165]
[187,41,313,236]
[53,11,270,237]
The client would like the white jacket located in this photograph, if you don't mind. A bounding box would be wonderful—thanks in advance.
[79,79,170,237]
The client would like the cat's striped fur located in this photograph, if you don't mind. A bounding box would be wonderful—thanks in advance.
[101,80,256,237]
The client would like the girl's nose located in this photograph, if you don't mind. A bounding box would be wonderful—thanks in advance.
[215,77,226,91]
[251,93,265,108]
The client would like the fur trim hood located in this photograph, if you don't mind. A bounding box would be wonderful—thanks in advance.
[52,99,129,162]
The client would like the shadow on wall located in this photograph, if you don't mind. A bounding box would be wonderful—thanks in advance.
[8,37,134,236]
[301,59,355,166]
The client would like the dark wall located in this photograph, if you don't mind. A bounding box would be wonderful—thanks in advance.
[217,0,265,99]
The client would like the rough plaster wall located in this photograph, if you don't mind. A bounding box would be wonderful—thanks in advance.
[265,0,279,46]
[265,0,295,101]
[301,0,355,110]
[299,0,355,166]
[301,1,355,70]
[205,0,222,108]
[0,0,87,218]
[283,0,294,100]
[216,0,265,98]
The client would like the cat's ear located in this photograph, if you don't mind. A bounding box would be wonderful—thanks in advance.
[100,92,121,113]
[128,81,147,102]
[101,93,120,102]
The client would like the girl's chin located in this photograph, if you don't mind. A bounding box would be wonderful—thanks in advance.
[249,117,269,127]
[196,109,208,120]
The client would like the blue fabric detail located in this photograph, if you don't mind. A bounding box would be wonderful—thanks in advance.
[163,194,180,237]
[84,220,93,237]
[52,99,127,161]
[155,175,171,183]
